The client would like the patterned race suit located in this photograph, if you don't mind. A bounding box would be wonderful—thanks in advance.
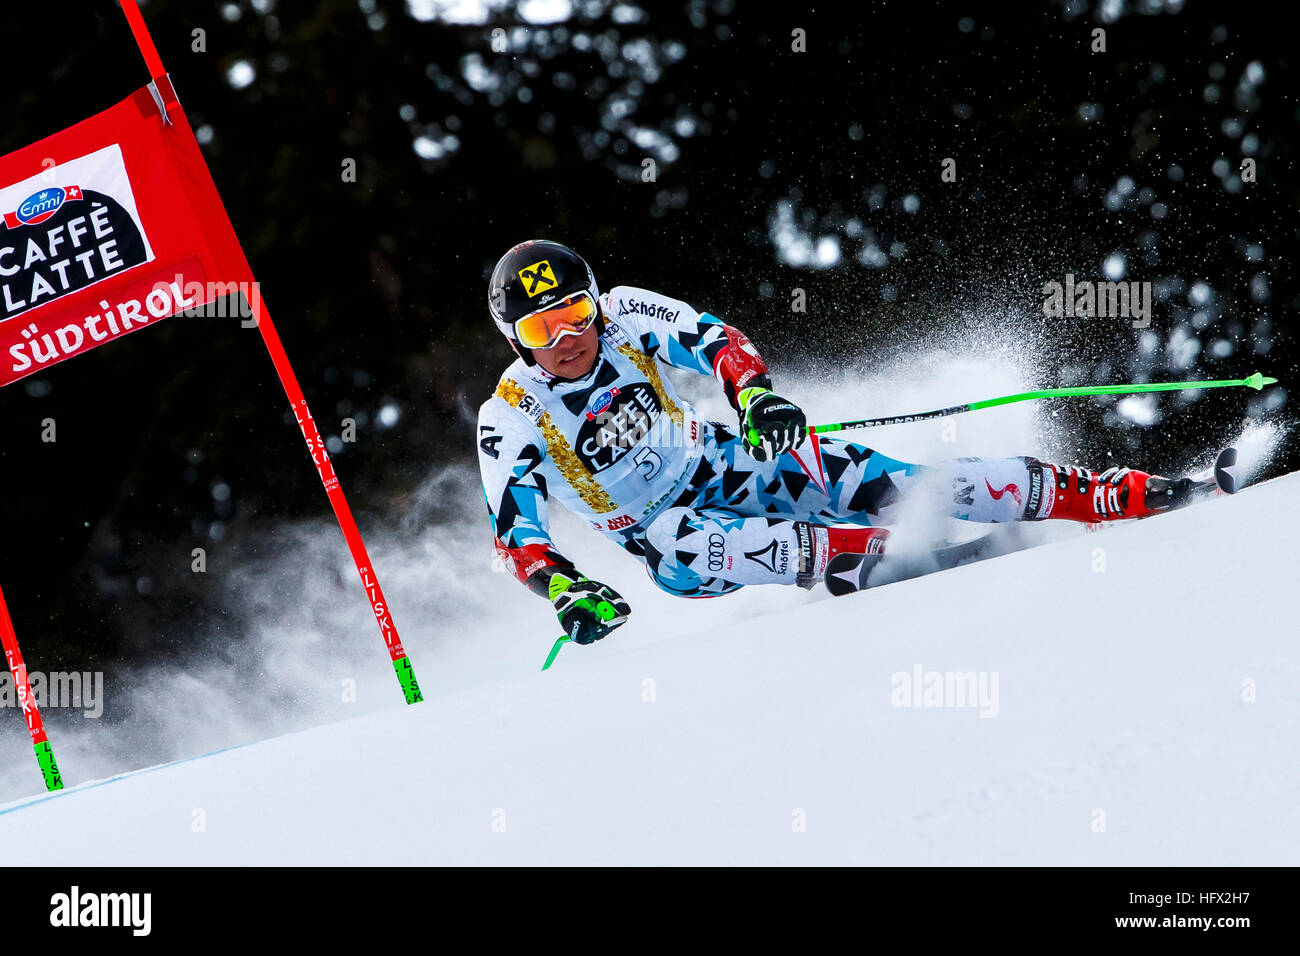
[477,286,1044,598]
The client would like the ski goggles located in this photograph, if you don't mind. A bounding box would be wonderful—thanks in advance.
[513,291,599,350]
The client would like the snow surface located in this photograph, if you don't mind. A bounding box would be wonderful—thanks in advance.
[2,470,1296,865]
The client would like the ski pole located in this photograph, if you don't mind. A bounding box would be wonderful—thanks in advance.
[809,371,1278,435]
[541,591,627,671]
[541,636,571,671]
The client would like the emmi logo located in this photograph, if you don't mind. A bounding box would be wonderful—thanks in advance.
[3,186,82,229]
[49,886,151,936]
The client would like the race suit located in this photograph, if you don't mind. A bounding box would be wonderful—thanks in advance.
[477,286,1045,598]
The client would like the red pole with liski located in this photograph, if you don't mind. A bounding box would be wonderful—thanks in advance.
[0,584,62,790]
[120,0,423,704]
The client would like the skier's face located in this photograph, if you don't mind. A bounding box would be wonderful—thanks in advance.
[533,322,600,378]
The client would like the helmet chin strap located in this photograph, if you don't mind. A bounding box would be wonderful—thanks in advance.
[510,340,538,366]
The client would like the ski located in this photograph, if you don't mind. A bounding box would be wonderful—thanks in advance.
[1212,446,1240,494]
[1083,446,1239,532]
[824,531,996,596]
[1167,445,1238,499]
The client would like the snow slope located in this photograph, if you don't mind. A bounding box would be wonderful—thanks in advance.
[2,471,1296,865]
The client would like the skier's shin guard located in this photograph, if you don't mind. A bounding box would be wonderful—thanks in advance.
[896,456,1036,523]
[643,507,891,593]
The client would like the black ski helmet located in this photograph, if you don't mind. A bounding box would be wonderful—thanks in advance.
[488,239,601,365]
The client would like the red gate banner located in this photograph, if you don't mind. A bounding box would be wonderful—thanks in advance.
[0,85,254,387]
[1,73,421,710]
[1,3,420,798]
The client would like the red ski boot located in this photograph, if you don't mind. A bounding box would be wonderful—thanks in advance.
[1022,460,1200,523]
[793,522,890,589]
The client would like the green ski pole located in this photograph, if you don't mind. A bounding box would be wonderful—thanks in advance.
[808,371,1278,435]
[542,636,571,671]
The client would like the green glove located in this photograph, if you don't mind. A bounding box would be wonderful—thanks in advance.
[548,572,631,645]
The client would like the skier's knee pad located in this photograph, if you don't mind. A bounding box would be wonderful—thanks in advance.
[646,505,804,586]
[643,560,743,598]
[644,506,696,557]
[643,507,746,598]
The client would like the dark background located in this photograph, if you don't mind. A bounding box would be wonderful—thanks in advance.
[0,0,1294,674]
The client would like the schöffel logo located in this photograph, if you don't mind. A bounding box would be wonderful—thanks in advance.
[4,186,83,229]
[618,297,680,323]
[585,386,621,421]
[743,539,789,575]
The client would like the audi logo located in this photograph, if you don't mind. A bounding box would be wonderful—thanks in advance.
[706,533,725,571]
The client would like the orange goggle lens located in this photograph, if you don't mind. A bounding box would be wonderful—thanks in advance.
[514,294,598,349]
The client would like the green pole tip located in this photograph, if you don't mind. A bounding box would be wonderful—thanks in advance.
[392,657,423,704]
[542,635,571,671]
[34,742,63,791]
[1244,372,1277,390]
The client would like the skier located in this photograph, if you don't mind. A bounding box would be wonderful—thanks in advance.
[478,240,1202,646]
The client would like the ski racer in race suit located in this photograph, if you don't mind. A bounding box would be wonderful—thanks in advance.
[478,240,1197,646]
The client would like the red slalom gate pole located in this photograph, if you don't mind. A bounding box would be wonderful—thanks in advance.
[119,0,167,79]
[0,583,63,790]
[255,299,422,703]
[119,0,422,704]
